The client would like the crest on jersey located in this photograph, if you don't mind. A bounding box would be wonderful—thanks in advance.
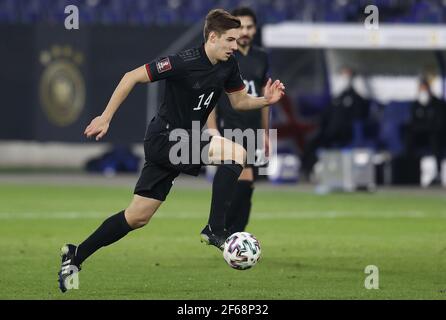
[156,57,172,73]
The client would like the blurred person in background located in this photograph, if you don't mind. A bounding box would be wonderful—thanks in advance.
[301,67,371,179]
[403,77,446,184]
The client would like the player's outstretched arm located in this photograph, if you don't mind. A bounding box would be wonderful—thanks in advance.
[84,65,150,141]
[227,78,285,112]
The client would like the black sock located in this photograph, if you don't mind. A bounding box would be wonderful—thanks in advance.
[75,210,133,265]
[208,164,243,233]
[226,180,254,233]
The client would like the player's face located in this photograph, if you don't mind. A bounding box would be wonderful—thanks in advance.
[214,28,240,61]
[237,16,256,48]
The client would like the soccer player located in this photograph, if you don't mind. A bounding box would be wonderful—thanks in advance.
[205,7,270,234]
[58,9,285,292]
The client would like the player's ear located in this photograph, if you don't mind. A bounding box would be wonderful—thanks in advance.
[208,31,218,43]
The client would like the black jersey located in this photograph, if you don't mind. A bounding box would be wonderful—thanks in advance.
[215,45,270,131]
[144,45,245,136]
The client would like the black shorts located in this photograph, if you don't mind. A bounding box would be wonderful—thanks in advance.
[134,118,209,201]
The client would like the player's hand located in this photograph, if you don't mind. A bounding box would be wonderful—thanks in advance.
[84,116,110,141]
[264,78,285,105]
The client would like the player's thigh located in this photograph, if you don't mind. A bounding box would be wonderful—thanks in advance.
[132,160,179,227]
[208,136,246,165]
[239,166,254,181]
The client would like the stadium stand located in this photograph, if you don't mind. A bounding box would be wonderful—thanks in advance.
[0,0,445,25]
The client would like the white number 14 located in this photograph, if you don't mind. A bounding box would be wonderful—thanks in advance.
[193,92,214,111]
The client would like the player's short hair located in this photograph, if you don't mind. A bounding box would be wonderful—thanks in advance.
[231,7,257,25]
[204,9,241,42]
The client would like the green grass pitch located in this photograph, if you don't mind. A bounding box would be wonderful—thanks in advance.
[0,183,445,299]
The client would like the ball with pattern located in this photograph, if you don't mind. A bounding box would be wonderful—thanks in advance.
[223,232,261,270]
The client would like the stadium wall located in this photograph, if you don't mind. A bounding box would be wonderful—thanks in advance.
[0,141,144,169]
[0,25,200,144]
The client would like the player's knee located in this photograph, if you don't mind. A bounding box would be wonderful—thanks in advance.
[125,207,152,229]
[239,167,254,181]
[234,144,247,166]
[131,213,152,228]
[125,197,159,229]
[209,136,246,166]
[241,147,247,165]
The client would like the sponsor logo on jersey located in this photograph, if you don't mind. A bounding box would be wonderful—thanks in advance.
[157,58,172,73]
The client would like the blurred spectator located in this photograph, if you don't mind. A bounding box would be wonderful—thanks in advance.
[301,67,371,179]
[402,77,446,184]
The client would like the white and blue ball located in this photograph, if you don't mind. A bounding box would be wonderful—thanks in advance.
[223,232,261,270]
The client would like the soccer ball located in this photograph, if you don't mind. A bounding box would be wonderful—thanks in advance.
[223,232,261,270]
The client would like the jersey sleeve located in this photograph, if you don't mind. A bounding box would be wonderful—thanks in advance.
[224,59,246,94]
[144,54,185,82]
